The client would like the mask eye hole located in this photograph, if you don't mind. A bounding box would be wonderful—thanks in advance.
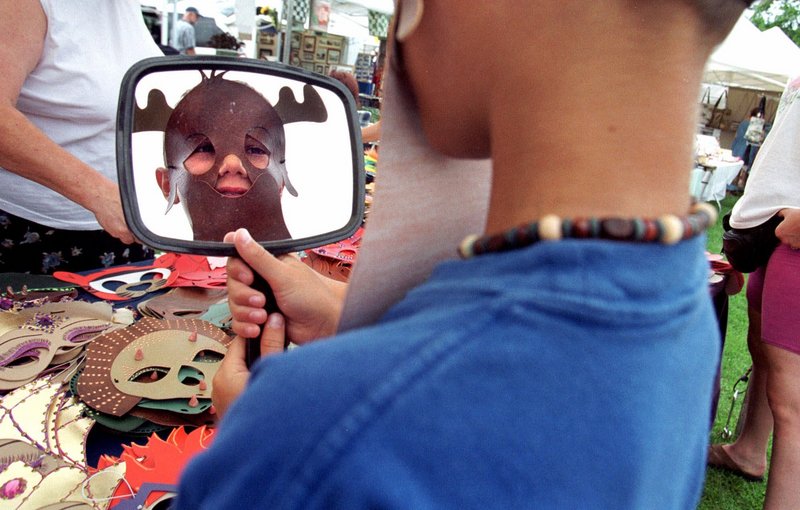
[140,271,162,281]
[192,350,224,363]
[184,137,216,175]
[120,282,155,294]
[128,367,169,383]
[99,279,126,292]
[245,134,270,169]
[66,325,110,344]
[1,340,48,368]
[6,354,40,368]
[179,366,204,386]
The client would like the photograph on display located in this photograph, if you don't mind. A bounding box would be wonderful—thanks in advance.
[315,48,328,62]
[327,49,340,64]
[302,35,316,52]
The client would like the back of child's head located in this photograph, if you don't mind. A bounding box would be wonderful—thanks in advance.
[680,0,753,42]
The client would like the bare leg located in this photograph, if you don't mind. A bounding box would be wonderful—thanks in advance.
[714,307,772,476]
[763,343,800,509]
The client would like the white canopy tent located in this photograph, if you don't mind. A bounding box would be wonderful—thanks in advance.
[703,15,800,93]
[332,0,392,15]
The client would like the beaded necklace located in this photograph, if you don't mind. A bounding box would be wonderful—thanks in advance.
[458,202,717,259]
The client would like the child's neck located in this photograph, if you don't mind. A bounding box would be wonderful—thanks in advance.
[484,39,708,235]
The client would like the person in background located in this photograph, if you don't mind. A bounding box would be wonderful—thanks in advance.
[329,69,382,144]
[328,69,360,109]
[361,119,382,143]
[729,107,761,192]
[172,7,199,56]
[0,0,162,274]
[731,107,761,161]
[731,102,771,190]
[177,0,750,508]
[709,77,800,510]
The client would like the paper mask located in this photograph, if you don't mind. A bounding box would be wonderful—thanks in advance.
[0,302,117,391]
[96,426,215,507]
[0,375,123,509]
[53,263,177,302]
[77,318,229,417]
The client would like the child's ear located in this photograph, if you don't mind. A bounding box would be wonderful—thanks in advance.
[155,167,179,203]
[395,0,424,42]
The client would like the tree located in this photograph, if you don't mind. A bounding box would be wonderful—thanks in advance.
[749,0,800,47]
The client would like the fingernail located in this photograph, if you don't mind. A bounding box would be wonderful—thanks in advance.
[237,228,252,244]
[248,295,262,306]
[267,313,284,329]
[248,309,264,321]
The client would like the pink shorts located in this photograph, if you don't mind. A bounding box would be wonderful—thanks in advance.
[748,244,800,355]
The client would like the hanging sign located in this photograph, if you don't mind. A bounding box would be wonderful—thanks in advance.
[310,0,331,32]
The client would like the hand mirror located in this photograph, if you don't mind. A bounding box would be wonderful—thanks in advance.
[117,56,365,363]
[117,56,364,256]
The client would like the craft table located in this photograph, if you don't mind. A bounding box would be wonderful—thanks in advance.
[1,251,741,507]
[690,159,744,205]
[0,256,229,509]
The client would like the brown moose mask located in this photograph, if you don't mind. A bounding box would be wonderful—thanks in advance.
[145,71,328,242]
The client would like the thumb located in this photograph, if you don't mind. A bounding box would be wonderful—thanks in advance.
[261,312,286,356]
[220,335,248,373]
[233,228,292,289]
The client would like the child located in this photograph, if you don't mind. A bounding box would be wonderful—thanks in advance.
[178,1,750,508]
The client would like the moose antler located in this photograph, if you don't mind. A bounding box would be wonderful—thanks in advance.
[133,73,329,133]
[133,89,173,133]
[274,84,328,124]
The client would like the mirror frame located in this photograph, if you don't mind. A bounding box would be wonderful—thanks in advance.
[116,55,365,256]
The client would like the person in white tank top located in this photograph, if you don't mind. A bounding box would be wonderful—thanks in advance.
[0,0,162,273]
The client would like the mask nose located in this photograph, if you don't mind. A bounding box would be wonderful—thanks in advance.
[218,154,247,177]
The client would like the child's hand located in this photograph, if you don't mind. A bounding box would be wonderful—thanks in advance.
[212,312,285,418]
[225,228,346,345]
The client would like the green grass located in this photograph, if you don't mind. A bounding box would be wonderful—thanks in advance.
[697,194,770,510]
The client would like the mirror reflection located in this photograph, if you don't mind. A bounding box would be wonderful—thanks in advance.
[130,68,357,244]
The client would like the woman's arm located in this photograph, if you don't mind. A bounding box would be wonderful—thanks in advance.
[0,0,135,243]
[361,120,382,143]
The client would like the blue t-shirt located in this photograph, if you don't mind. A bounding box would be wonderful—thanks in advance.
[177,236,718,509]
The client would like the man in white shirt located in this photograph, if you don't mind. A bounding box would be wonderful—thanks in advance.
[172,7,198,55]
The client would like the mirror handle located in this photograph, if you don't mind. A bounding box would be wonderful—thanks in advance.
[245,272,284,368]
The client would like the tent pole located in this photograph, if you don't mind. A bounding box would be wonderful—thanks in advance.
[282,0,294,64]
[170,0,178,48]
